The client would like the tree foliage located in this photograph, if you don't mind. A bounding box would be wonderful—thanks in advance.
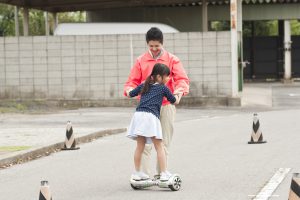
[254,20,278,36]
[29,10,45,35]
[291,20,300,35]
[0,4,15,36]
[0,3,299,36]
[0,3,86,36]
[210,20,300,37]
[210,21,230,31]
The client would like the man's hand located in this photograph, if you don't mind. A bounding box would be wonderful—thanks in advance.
[173,87,184,95]
[173,94,179,104]
[125,87,134,97]
[173,87,184,104]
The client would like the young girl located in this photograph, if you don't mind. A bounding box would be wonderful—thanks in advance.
[126,63,179,181]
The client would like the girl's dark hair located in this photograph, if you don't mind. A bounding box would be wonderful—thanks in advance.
[146,27,163,44]
[141,63,170,95]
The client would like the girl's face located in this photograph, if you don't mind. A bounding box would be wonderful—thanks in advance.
[162,75,170,84]
[156,75,170,84]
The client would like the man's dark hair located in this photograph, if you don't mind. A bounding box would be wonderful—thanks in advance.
[146,27,163,44]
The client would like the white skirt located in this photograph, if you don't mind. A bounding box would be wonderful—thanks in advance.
[127,111,163,144]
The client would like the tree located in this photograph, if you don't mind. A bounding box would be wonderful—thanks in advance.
[0,3,86,36]
[58,12,86,23]
[254,20,278,36]
[291,20,300,35]
[28,9,46,35]
[0,4,16,36]
[210,21,230,31]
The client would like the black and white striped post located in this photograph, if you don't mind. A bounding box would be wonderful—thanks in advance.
[289,173,300,200]
[39,180,52,200]
[248,113,267,144]
[61,121,80,150]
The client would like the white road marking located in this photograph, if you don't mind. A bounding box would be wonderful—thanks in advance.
[183,116,222,122]
[289,93,300,97]
[248,195,279,198]
[249,168,291,200]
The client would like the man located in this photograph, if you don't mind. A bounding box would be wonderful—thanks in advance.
[124,27,189,177]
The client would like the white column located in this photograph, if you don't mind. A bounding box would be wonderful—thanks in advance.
[53,12,58,33]
[237,0,242,33]
[202,0,208,32]
[22,8,29,36]
[230,0,238,97]
[44,12,49,36]
[284,20,292,80]
[14,6,19,36]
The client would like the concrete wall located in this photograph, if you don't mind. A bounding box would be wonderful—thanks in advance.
[87,4,300,32]
[0,32,233,104]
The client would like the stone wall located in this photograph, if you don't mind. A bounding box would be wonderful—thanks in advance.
[0,32,234,105]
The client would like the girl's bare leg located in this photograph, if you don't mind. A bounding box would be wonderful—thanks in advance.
[151,137,166,172]
[134,136,146,171]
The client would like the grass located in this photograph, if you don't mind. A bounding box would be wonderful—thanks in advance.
[0,101,62,114]
[0,102,27,113]
[0,106,26,113]
[0,146,31,152]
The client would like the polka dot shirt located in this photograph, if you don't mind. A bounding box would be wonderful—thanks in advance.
[129,83,176,119]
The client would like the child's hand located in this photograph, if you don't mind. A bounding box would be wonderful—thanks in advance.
[126,87,134,97]
[173,88,183,104]
[174,94,181,104]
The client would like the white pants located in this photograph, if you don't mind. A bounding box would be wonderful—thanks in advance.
[140,104,176,175]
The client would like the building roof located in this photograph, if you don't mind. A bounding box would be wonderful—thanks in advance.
[0,0,299,12]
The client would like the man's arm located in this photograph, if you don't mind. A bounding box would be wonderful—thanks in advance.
[171,56,190,97]
[123,60,142,97]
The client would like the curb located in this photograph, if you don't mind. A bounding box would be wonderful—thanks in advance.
[0,128,127,169]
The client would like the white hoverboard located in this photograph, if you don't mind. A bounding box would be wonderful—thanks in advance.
[130,174,182,191]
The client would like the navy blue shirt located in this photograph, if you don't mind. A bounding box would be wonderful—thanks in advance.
[129,83,176,119]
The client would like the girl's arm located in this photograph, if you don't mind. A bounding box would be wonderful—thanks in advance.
[163,85,178,104]
[128,84,144,97]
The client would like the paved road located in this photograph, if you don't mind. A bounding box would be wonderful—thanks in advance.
[0,106,270,148]
[242,82,300,108]
[1,108,300,199]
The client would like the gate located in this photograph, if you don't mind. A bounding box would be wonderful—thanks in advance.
[244,35,300,80]
[292,36,300,77]
[243,36,283,80]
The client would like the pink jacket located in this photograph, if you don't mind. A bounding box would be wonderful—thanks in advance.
[124,50,190,106]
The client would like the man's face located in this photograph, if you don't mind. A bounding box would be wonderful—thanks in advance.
[147,40,162,54]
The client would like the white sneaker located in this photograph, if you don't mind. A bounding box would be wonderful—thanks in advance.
[131,171,150,181]
[160,171,172,181]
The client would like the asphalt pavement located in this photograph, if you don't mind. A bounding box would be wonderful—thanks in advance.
[1,107,300,199]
